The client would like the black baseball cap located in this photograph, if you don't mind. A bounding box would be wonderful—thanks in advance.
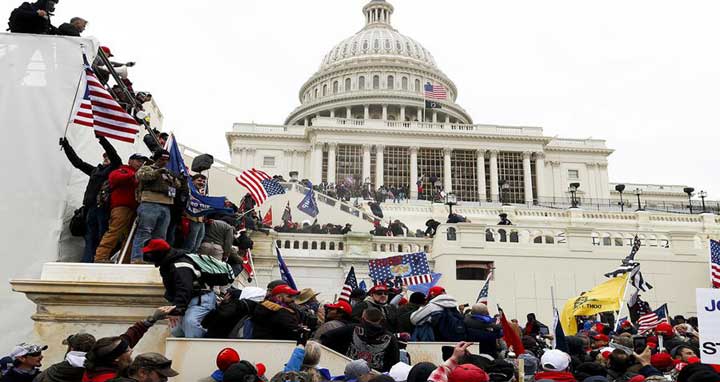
[129,153,148,162]
[132,353,179,377]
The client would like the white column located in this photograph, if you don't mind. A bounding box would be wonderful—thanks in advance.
[246,148,256,168]
[598,163,610,200]
[304,118,309,127]
[443,148,453,192]
[327,143,337,184]
[551,161,562,198]
[410,146,418,199]
[382,104,388,120]
[311,143,323,184]
[477,149,487,202]
[375,144,384,187]
[432,111,438,123]
[416,108,422,121]
[445,115,450,123]
[489,150,499,202]
[330,109,335,118]
[362,144,371,183]
[364,105,370,119]
[346,107,352,119]
[285,149,293,176]
[535,153,545,201]
[523,151,533,204]
[400,106,406,122]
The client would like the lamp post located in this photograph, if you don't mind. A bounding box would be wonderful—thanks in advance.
[634,188,644,211]
[445,192,457,215]
[683,187,695,214]
[569,182,580,208]
[615,184,626,212]
[289,171,299,183]
[500,180,511,206]
[699,190,708,213]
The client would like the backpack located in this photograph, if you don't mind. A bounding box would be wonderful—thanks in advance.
[69,206,86,237]
[435,308,467,342]
[411,322,435,342]
[7,7,22,32]
[181,254,235,287]
[96,180,112,209]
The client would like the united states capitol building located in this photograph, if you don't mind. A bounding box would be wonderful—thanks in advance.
[6,0,720,370]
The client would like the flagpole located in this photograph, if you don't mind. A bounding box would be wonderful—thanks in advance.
[247,248,259,287]
[612,269,635,335]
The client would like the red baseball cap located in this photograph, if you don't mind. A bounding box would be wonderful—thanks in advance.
[142,239,171,254]
[368,285,388,294]
[593,334,609,342]
[216,348,240,372]
[448,364,489,382]
[656,322,673,335]
[427,286,446,299]
[271,285,300,296]
[100,46,114,57]
[325,300,352,315]
[651,352,673,369]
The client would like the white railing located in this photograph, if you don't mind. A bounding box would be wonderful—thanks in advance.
[254,232,433,258]
[313,117,544,136]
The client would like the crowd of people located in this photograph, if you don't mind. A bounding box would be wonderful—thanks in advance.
[3,278,714,382]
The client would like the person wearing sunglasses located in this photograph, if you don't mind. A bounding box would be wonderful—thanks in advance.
[2,343,47,382]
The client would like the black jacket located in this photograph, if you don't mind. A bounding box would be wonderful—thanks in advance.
[33,360,84,382]
[56,22,79,36]
[61,137,121,208]
[351,298,399,333]
[202,298,258,339]
[0,367,39,382]
[8,1,56,34]
[320,323,399,373]
[251,300,302,340]
[156,250,204,314]
[397,302,420,333]
[464,315,503,357]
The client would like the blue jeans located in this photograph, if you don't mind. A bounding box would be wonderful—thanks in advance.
[131,202,171,261]
[183,220,205,253]
[82,206,108,263]
[171,291,216,338]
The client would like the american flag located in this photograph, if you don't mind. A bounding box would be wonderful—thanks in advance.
[476,270,493,304]
[72,54,139,143]
[240,249,255,282]
[424,82,447,100]
[339,266,358,302]
[637,304,669,334]
[710,239,720,288]
[235,168,286,205]
[282,201,292,223]
[368,252,431,286]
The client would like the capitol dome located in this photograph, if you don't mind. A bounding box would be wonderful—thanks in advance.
[285,0,472,126]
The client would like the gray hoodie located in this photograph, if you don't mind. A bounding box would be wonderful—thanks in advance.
[409,294,458,325]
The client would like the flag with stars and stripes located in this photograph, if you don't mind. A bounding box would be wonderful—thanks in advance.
[235,168,286,206]
[339,266,358,302]
[476,270,493,304]
[636,303,669,334]
[72,53,139,143]
[368,252,431,286]
[710,239,720,288]
[424,82,447,100]
[282,201,292,223]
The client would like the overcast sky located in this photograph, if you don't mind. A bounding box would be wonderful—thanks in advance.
[6,0,720,198]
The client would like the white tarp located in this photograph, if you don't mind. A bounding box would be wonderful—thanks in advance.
[696,288,720,364]
[0,33,151,352]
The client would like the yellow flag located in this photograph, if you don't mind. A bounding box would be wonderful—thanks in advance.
[561,274,628,334]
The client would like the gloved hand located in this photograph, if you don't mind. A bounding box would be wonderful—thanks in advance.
[146,305,176,324]
[296,327,311,347]
[59,137,68,147]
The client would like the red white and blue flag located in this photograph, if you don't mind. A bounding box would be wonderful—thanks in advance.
[72,54,139,143]
[710,239,720,288]
[236,168,286,205]
[424,82,447,100]
[339,266,358,302]
[476,270,493,304]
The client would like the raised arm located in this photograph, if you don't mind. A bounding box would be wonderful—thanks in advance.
[60,138,95,176]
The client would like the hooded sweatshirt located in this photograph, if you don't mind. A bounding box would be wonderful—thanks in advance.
[410,295,458,325]
[34,351,87,382]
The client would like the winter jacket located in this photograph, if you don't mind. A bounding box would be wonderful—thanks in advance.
[56,22,80,36]
[320,322,399,372]
[202,298,258,339]
[8,1,56,34]
[61,137,121,208]
[80,369,116,382]
[351,297,399,332]
[251,300,302,340]
[1,367,39,382]
[136,165,182,205]
[81,322,151,382]
[397,302,421,333]
[157,250,205,314]
[464,314,503,357]
[202,220,235,259]
[33,351,87,382]
[533,371,577,382]
[410,295,458,326]
[108,166,139,210]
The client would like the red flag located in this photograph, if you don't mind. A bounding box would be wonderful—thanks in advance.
[262,208,273,226]
[499,307,525,355]
[241,249,255,282]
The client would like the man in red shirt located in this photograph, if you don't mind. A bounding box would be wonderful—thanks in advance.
[95,154,147,263]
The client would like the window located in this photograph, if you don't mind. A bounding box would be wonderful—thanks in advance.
[373,75,380,89]
[387,75,394,89]
[415,79,421,93]
[332,81,338,94]
[322,84,327,96]
[263,156,275,167]
[418,148,444,200]
[314,88,318,98]
[359,76,365,90]
[497,152,526,203]
[345,78,351,91]
[402,77,408,90]
[384,146,410,189]
[568,169,579,180]
[451,150,478,202]
[456,261,494,281]
[335,145,363,185]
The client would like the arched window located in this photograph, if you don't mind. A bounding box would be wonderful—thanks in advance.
[311,241,318,250]
[329,242,335,250]
[359,76,365,90]
[414,79,421,93]
[387,75,394,89]
[402,77,408,90]
[322,84,327,96]
[373,75,380,89]
[345,78,351,91]
[332,81,338,94]
[314,88,318,98]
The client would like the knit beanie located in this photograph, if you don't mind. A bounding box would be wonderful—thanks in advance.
[407,362,436,382]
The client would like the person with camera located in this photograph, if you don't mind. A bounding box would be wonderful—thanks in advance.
[130,150,182,264]
[7,0,58,34]
[59,136,121,263]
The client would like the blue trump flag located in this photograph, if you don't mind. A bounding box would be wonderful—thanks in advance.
[297,183,319,217]
[166,134,232,217]
[358,280,367,292]
[275,245,297,290]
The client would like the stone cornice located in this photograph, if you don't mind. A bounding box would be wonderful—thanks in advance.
[307,125,551,143]
[544,146,615,155]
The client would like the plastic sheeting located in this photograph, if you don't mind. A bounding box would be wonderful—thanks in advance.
[0,33,151,352]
